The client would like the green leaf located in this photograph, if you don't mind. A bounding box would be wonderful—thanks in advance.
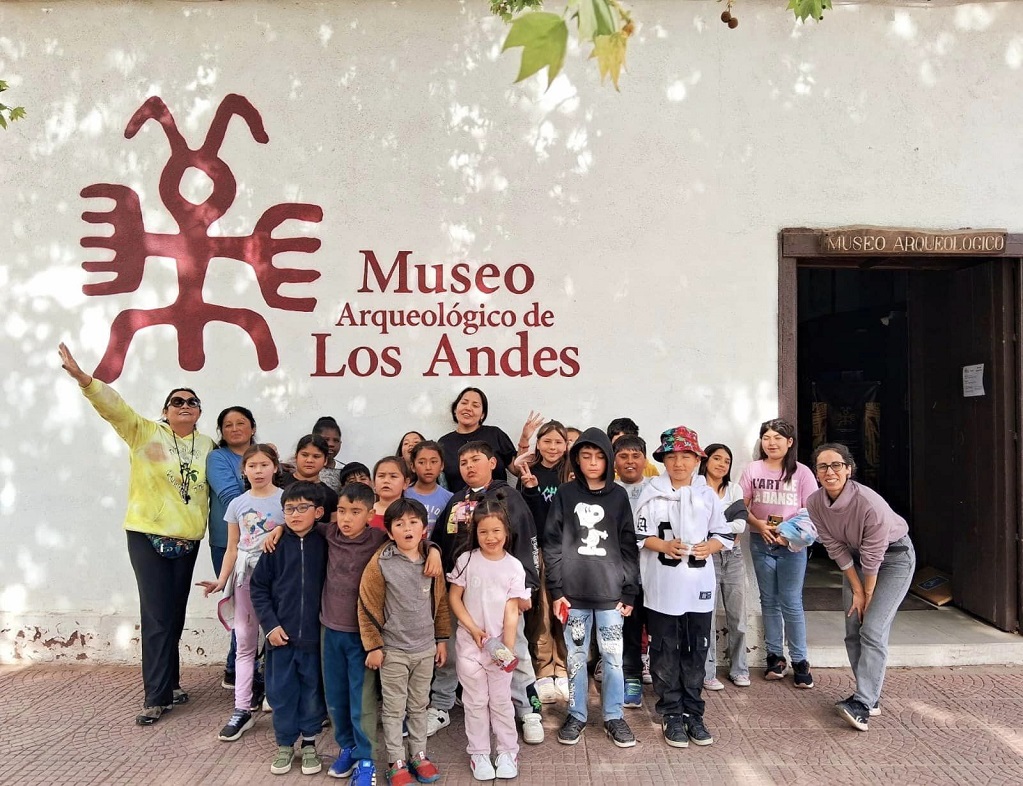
[0,80,8,92]
[502,12,569,88]
[591,32,628,90]
[577,0,615,43]
[0,114,7,130]
[10,106,26,121]
[787,0,832,23]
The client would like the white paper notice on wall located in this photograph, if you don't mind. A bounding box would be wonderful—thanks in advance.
[962,364,985,397]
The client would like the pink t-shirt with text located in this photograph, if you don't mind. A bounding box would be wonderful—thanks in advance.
[739,460,818,522]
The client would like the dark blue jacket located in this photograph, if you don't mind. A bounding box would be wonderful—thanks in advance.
[250,526,327,651]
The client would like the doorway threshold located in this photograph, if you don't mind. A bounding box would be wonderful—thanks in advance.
[806,608,1023,667]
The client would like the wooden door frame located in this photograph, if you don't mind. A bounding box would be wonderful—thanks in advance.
[777,227,1023,632]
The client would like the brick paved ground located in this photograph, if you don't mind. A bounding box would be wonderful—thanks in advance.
[2,664,1022,785]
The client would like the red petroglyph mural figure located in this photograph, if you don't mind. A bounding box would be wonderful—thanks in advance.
[80,94,323,382]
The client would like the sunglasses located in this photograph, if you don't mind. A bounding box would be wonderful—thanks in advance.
[169,396,201,409]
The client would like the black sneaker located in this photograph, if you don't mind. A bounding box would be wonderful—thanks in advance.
[661,714,688,748]
[558,715,586,745]
[792,660,814,689]
[682,715,714,746]
[837,695,880,717]
[249,684,265,713]
[604,717,636,748]
[764,653,786,680]
[219,709,256,741]
[171,689,189,705]
[222,670,236,689]
[836,698,869,731]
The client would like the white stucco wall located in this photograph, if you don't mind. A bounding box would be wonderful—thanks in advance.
[2,0,1021,663]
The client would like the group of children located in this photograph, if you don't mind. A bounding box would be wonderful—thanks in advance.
[197,412,819,783]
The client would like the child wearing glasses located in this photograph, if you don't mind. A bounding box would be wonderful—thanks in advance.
[250,482,330,776]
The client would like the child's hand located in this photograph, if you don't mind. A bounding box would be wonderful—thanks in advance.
[517,595,532,612]
[519,410,545,445]
[194,579,224,597]
[435,641,447,667]
[663,538,687,560]
[516,456,538,489]
[552,597,571,623]
[423,547,443,578]
[365,649,384,670]
[267,626,289,647]
[616,602,633,617]
[470,626,487,649]
[263,527,284,553]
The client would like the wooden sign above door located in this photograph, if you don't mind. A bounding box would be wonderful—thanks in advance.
[819,227,1007,255]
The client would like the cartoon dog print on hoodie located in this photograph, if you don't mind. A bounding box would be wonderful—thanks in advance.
[575,502,608,556]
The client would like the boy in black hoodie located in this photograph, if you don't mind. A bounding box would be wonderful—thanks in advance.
[544,427,640,749]
[427,440,544,744]
[250,482,329,776]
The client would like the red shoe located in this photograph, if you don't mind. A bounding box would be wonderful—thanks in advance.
[408,752,441,783]
[386,760,415,786]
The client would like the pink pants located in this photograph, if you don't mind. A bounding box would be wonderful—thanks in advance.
[232,580,260,712]
[455,629,519,757]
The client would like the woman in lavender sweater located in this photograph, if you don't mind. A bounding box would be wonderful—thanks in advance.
[805,443,916,733]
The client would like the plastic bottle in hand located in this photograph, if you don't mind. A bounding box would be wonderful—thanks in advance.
[483,637,519,672]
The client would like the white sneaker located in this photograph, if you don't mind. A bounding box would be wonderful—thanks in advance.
[470,753,496,781]
[521,712,544,744]
[593,658,603,683]
[641,653,652,684]
[494,752,518,779]
[535,677,559,705]
[426,707,451,737]
[262,696,272,712]
[730,673,751,688]
[704,677,725,691]
[554,677,570,701]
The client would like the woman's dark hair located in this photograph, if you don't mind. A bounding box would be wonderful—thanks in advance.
[756,418,798,484]
[215,406,256,448]
[396,431,426,458]
[383,497,429,532]
[530,420,572,484]
[699,443,734,491]
[313,416,342,438]
[811,442,857,475]
[338,462,372,485]
[410,440,444,465]
[374,454,412,483]
[160,387,201,428]
[450,490,516,579]
[450,386,489,426]
[295,433,330,458]
[240,443,281,490]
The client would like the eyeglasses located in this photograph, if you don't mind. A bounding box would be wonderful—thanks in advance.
[169,396,201,408]
[815,462,848,474]
[284,503,317,515]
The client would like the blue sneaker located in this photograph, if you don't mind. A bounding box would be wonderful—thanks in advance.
[352,759,377,786]
[328,747,356,778]
[623,678,643,708]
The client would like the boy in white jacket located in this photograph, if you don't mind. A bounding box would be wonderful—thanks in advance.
[634,426,733,749]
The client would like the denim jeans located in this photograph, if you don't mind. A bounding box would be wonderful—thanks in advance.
[322,627,377,761]
[705,548,748,680]
[564,608,625,722]
[845,537,916,708]
[749,534,808,663]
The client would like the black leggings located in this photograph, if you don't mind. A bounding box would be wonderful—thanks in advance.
[126,531,200,707]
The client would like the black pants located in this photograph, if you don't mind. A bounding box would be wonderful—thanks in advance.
[126,530,200,707]
[646,608,712,718]
[622,587,646,681]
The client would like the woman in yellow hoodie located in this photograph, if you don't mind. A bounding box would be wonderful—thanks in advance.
[58,343,216,725]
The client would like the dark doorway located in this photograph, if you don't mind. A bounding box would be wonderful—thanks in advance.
[780,231,1023,633]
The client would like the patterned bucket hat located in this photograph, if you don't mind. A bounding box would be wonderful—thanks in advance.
[652,425,706,462]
